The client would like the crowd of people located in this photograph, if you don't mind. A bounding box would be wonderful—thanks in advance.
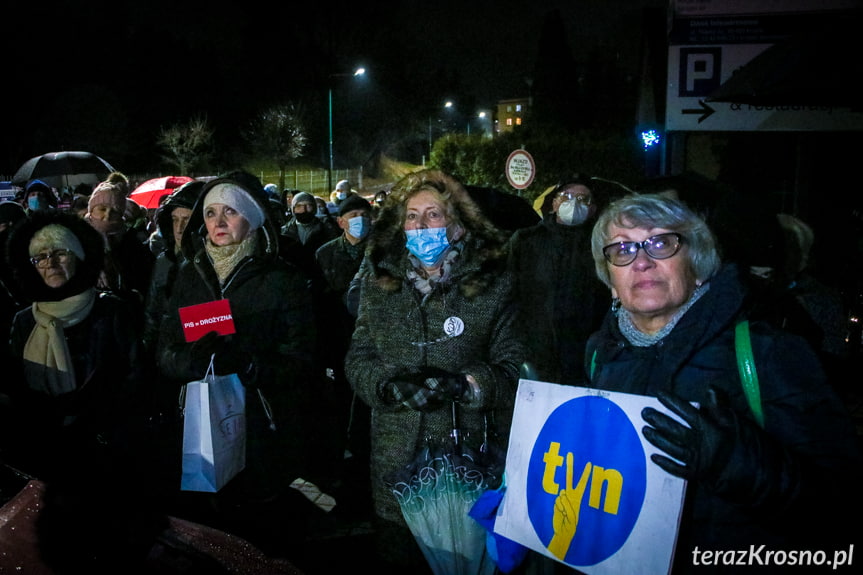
[0,167,860,574]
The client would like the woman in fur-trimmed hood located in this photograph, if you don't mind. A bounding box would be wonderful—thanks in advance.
[2,209,147,481]
[344,169,524,570]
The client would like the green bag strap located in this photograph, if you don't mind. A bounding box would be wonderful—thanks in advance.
[735,320,765,428]
[589,322,764,427]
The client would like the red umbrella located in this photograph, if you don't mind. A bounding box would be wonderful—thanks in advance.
[130,176,195,209]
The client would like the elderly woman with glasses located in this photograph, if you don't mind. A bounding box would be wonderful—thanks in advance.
[584,192,861,571]
[2,210,146,474]
[0,210,164,567]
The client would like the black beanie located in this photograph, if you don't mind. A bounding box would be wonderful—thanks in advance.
[338,194,371,217]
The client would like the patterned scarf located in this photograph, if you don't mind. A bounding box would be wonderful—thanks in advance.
[22,288,97,395]
[406,245,461,296]
[206,234,257,285]
[617,283,710,347]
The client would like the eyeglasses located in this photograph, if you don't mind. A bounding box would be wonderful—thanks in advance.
[30,249,74,268]
[557,190,591,204]
[602,233,683,267]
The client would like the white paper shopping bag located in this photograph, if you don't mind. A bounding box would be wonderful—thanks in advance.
[181,357,246,492]
[494,379,688,575]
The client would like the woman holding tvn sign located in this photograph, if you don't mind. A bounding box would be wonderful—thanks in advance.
[344,169,524,570]
[585,192,861,572]
[157,170,318,555]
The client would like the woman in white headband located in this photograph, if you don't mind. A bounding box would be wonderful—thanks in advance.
[156,170,320,556]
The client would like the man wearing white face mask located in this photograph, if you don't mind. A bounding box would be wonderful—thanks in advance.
[507,173,611,386]
[314,193,374,511]
[326,179,358,215]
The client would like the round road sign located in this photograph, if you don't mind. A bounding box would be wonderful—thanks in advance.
[505,149,536,190]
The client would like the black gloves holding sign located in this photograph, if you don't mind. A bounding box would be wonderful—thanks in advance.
[384,367,472,411]
[188,331,256,385]
[641,387,799,508]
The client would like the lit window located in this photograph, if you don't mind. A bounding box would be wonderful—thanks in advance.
[516,104,522,112]
[516,117,522,125]
[506,118,513,126]
[507,105,513,112]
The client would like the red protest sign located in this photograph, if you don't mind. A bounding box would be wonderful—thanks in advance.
[178,299,236,342]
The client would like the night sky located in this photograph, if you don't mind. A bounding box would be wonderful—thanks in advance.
[2,0,662,176]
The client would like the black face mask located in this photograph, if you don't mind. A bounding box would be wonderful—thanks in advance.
[294,211,316,224]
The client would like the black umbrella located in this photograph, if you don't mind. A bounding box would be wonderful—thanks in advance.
[11,151,115,190]
[465,185,540,234]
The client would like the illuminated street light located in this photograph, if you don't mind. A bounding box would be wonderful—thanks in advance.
[328,67,366,193]
[428,100,457,157]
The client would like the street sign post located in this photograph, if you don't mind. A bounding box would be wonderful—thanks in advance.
[505,149,536,190]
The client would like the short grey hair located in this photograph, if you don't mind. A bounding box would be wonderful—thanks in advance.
[590,192,721,288]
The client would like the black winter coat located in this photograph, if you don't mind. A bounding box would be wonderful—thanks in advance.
[2,211,147,481]
[158,190,318,500]
[507,215,609,386]
[585,264,862,572]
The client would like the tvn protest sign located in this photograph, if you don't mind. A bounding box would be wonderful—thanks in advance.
[179,299,236,342]
[495,380,688,575]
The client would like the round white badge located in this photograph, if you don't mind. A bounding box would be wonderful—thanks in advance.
[443,316,464,337]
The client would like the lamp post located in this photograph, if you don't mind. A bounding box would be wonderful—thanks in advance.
[428,100,455,158]
[328,67,365,193]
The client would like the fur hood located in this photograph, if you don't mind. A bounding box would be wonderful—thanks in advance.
[180,171,280,262]
[365,169,508,299]
[5,210,105,302]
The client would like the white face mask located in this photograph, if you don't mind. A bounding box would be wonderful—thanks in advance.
[336,191,348,201]
[557,199,590,226]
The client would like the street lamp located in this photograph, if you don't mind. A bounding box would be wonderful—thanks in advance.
[328,67,365,193]
[428,100,456,157]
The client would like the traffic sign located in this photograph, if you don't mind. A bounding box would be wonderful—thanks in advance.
[666,44,863,132]
[505,149,536,190]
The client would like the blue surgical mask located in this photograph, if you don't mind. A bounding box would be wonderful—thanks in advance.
[405,227,450,267]
[348,215,370,240]
[28,196,43,211]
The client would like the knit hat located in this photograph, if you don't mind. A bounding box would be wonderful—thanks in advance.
[203,183,265,230]
[338,194,371,217]
[335,180,351,193]
[87,182,125,213]
[291,192,317,210]
[28,224,86,261]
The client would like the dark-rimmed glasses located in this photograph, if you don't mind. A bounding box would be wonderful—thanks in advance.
[30,250,74,268]
[602,233,683,267]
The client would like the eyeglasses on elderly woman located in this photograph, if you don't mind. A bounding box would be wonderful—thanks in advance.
[602,232,683,267]
[30,249,74,268]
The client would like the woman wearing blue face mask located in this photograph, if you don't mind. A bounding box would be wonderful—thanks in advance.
[344,169,524,571]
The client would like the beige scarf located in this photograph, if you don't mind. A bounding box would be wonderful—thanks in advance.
[22,289,97,395]
[206,234,257,284]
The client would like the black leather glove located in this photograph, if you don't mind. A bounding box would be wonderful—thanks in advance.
[642,386,799,507]
[189,331,224,375]
[211,337,256,383]
[641,387,736,483]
